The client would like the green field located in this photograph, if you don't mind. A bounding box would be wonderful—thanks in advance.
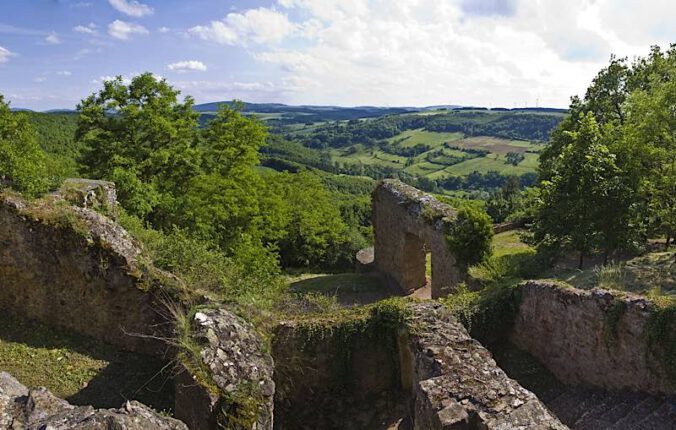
[387,129,463,148]
[331,129,540,180]
[428,153,539,178]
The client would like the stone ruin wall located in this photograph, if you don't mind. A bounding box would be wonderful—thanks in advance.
[512,280,675,395]
[0,194,169,355]
[272,318,404,429]
[0,188,275,430]
[273,302,565,430]
[372,180,461,298]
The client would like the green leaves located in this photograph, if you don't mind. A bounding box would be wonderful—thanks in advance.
[445,205,494,270]
[0,94,50,196]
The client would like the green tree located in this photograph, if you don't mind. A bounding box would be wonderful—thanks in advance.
[534,113,628,268]
[169,104,273,250]
[623,67,676,248]
[265,172,350,268]
[0,94,49,196]
[77,73,201,219]
[445,206,494,270]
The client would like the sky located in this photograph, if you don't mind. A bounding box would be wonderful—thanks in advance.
[0,0,674,110]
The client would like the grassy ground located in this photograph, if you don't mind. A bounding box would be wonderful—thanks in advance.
[548,249,675,299]
[429,152,539,177]
[0,313,174,413]
[287,272,394,307]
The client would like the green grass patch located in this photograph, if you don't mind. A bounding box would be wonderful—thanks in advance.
[0,313,173,412]
[286,272,392,309]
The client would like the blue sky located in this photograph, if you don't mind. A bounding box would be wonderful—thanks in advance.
[0,0,674,110]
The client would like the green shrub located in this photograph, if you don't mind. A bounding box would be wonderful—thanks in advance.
[445,206,494,270]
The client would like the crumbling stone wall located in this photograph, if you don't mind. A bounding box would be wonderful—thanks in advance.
[372,180,461,298]
[0,188,276,429]
[0,372,187,430]
[272,303,565,430]
[512,280,675,395]
[175,309,275,430]
[406,302,566,429]
[272,317,405,429]
[0,193,170,355]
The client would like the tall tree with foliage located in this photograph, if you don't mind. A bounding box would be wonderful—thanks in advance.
[77,73,201,219]
[0,94,49,196]
[171,105,274,250]
[623,65,676,248]
[534,113,628,268]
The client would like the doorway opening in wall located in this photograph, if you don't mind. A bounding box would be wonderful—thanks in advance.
[401,232,431,299]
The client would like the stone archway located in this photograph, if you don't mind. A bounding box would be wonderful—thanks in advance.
[372,180,462,299]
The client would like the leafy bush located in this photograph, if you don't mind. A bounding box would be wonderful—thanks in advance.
[445,206,494,270]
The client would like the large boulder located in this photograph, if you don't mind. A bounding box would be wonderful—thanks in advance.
[0,372,187,429]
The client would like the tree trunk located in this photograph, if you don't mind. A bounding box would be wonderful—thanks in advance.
[666,234,672,250]
[578,251,584,270]
[603,249,609,266]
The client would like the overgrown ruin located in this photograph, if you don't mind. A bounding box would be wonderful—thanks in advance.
[372,179,461,299]
[0,179,674,429]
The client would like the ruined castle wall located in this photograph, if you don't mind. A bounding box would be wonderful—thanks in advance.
[0,194,170,356]
[372,180,461,298]
[272,303,565,430]
[512,280,674,395]
[0,191,277,429]
[406,302,566,429]
[271,319,404,429]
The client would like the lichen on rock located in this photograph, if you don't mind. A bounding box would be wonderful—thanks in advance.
[0,372,187,430]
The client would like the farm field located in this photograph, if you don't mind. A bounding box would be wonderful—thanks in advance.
[330,129,541,180]
[387,129,464,148]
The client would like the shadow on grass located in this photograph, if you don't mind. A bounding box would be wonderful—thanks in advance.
[0,312,174,413]
[290,272,396,307]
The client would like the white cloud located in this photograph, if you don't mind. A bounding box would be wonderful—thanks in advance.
[56,71,72,76]
[107,0,153,17]
[0,45,11,63]
[228,0,673,108]
[158,26,170,33]
[189,7,296,46]
[92,75,130,85]
[108,20,149,40]
[167,60,208,72]
[45,34,61,45]
[73,23,97,34]
[34,77,47,83]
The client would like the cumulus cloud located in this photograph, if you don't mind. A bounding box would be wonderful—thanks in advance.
[108,20,149,40]
[56,71,72,76]
[45,34,61,45]
[107,0,153,17]
[0,45,11,63]
[232,0,664,107]
[189,7,296,46]
[73,23,97,34]
[167,60,208,72]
